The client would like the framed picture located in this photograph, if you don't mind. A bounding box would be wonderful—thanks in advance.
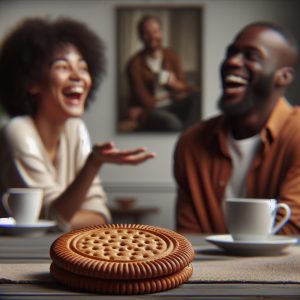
[116,5,203,133]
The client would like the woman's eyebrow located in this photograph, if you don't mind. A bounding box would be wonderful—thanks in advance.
[51,56,85,63]
[49,57,67,66]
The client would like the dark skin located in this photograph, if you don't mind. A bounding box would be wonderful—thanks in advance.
[29,44,156,230]
[140,17,187,94]
[218,26,297,139]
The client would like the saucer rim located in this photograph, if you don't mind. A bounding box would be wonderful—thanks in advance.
[0,219,56,229]
[205,234,298,245]
[205,234,298,255]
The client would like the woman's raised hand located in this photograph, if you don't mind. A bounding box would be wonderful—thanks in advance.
[91,142,156,165]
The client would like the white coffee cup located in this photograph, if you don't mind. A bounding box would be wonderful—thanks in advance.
[2,188,43,225]
[224,198,291,241]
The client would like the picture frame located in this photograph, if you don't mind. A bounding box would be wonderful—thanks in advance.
[116,5,203,133]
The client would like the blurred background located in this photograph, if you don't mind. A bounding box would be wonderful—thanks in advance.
[0,0,299,229]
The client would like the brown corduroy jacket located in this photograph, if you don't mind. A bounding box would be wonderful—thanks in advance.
[174,98,300,234]
[126,48,187,109]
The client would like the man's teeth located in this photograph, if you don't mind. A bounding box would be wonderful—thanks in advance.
[225,75,248,84]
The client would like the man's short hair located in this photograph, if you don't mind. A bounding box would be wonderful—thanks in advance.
[239,21,298,55]
[137,15,161,40]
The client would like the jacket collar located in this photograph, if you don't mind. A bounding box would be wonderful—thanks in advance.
[262,97,292,142]
[213,97,292,156]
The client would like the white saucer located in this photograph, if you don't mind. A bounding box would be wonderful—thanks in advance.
[205,234,298,256]
[0,219,57,236]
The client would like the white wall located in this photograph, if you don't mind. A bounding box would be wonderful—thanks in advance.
[0,0,299,229]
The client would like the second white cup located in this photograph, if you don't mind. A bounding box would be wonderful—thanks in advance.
[2,188,43,225]
[224,198,291,241]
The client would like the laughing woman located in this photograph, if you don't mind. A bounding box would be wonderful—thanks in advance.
[0,17,155,231]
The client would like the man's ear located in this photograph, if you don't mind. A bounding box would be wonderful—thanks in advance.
[275,67,295,87]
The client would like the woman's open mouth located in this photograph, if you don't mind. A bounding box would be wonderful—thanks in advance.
[63,86,85,105]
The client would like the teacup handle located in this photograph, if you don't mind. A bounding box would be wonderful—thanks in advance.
[1,193,13,217]
[272,203,291,234]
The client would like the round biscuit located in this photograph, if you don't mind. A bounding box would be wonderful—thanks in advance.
[50,224,194,280]
[50,262,193,294]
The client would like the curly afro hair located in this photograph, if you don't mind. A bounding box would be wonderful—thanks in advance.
[0,17,106,117]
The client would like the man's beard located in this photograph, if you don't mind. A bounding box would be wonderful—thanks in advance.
[218,93,256,116]
[149,38,162,50]
[218,74,274,117]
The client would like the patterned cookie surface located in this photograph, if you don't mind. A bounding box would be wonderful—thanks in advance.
[50,224,194,280]
[50,262,193,295]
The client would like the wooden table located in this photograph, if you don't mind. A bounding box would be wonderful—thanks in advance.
[0,233,300,299]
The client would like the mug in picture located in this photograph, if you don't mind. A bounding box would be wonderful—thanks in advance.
[158,70,170,85]
[224,198,291,241]
[2,188,43,225]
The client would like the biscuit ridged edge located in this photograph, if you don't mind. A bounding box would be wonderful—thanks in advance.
[50,262,193,295]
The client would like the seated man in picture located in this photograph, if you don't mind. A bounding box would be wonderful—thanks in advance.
[174,22,300,234]
[126,15,199,132]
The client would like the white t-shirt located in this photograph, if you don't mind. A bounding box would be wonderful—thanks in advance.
[225,132,261,198]
[0,116,111,230]
[146,53,172,108]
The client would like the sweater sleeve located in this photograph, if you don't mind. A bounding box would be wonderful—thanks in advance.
[72,119,111,223]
